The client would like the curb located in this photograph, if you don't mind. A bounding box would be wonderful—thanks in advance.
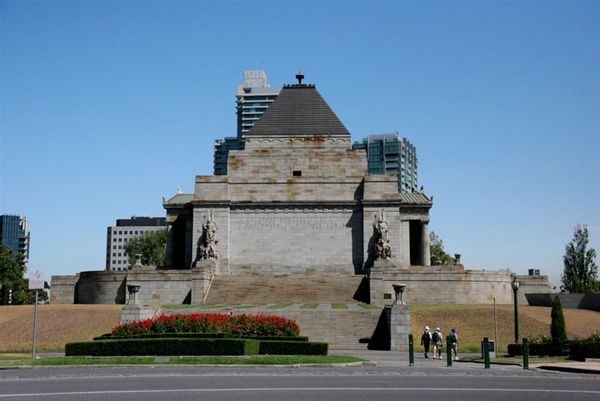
[0,361,374,370]
[534,365,600,375]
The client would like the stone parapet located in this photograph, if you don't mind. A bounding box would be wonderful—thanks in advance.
[49,274,79,304]
[369,266,543,305]
[125,271,194,305]
[515,275,551,305]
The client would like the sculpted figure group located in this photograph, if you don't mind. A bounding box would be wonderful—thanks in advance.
[372,209,391,260]
[195,211,219,262]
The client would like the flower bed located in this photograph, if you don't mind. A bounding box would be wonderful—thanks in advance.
[111,313,300,338]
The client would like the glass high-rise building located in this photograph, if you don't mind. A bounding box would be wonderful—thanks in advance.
[214,71,281,175]
[353,133,418,193]
[0,215,30,266]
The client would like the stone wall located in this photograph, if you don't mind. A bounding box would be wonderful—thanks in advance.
[50,269,213,305]
[126,271,194,305]
[76,271,127,304]
[49,275,79,304]
[228,206,362,274]
[525,293,600,312]
[370,266,549,305]
[515,275,551,305]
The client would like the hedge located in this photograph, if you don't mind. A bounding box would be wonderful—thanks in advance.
[570,341,600,362]
[507,342,569,357]
[66,338,259,356]
[258,340,328,355]
[94,333,309,342]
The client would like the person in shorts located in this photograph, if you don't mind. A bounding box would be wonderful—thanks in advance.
[450,328,459,360]
[432,327,443,359]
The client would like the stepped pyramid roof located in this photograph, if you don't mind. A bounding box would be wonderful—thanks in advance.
[245,83,350,137]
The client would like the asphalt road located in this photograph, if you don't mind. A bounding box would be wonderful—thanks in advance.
[1,365,599,401]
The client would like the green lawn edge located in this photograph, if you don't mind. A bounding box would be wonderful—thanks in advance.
[0,355,364,367]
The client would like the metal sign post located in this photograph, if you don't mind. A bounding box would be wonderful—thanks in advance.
[28,271,45,360]
[32,290,38,360]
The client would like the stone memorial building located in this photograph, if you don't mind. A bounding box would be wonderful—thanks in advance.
[163,76,433,276]
[50,75,549,306]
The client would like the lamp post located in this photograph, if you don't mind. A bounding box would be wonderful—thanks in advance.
[511,276,520,343]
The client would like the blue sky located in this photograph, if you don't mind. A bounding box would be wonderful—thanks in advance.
[1,0,599,288]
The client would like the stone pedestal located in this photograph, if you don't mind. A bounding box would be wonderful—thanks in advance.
[191,259,217,304]
[120,305,161,323]
[389,304,411,351]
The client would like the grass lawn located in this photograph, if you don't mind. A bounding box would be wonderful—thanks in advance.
[268,303,293,309]
[410,304,600,353]
[300,303,319,309]
[331,303,348,309]
[166,355,363,365]
[0,355,363,366]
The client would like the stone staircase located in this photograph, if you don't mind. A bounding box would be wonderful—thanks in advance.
[204,272,366,304]
[164,272,384,349]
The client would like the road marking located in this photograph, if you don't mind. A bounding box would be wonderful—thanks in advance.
[1,387,600,398]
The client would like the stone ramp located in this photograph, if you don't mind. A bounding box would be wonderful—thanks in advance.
[204,273,366,305]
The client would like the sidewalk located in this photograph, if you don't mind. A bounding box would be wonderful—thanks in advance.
[331,350,600,374]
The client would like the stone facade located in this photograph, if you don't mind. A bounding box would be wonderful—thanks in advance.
[163,84,434,275]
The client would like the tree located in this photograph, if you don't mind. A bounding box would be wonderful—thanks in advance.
[430,231,454,265]
[124,229,168,268]
[0,244,33,304]
[550,296,567,346]
[561,224,599,293]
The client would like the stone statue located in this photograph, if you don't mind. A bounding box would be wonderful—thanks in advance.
[372,209,391,260]
[195,211,219,262]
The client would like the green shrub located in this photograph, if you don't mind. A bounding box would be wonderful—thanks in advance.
[507,342,568,357]
[570,332,600,361]
[550,296,567,346]
[243,336,308,342]
[66,338,259,357]
[258,341,328,355]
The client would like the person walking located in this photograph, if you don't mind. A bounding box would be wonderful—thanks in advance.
[421,326,432,358]
[450,328,459,360]
[432,327,443,359]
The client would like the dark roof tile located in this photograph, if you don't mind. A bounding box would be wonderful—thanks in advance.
[246,85,350,137]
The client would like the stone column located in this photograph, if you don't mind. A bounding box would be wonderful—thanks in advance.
[421,220,431,266]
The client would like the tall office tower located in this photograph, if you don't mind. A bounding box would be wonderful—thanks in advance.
[105,216,166,271]
[214,71,281,175]
[0,215,30,267]
[353,133,418,193]
[236,70,281,136]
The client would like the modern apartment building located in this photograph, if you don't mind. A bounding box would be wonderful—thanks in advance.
[214,70,281,175]
[236,70,281,136]
[105,216,166,271]
[0,215,30,266]
[353,133,418,193]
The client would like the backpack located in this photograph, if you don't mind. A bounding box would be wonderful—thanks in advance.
[451,332,458,343]
[432,331,440,343]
